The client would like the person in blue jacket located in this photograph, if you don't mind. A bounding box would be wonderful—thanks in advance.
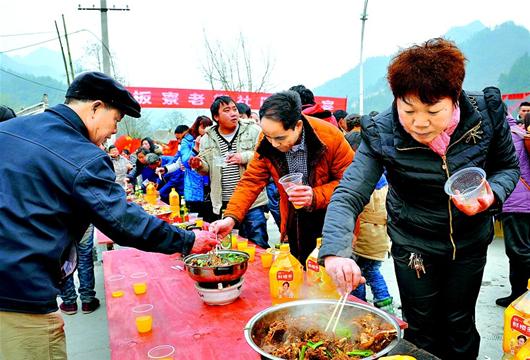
[0,72,218,360]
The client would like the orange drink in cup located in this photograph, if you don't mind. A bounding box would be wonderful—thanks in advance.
[132,304,153,333]
[244,244,256,261]
[278,173,304,209]
[130,272,147,295]
[148,344,175,360]
[108,274,125,298]
[261,252,273,268]
[195,217,204,228]
[237,239,248,251]
[231,229,239,248]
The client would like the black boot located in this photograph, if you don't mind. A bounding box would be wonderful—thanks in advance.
[495,295,517,307]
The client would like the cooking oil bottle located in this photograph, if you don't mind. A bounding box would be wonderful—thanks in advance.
[269,243,303,305]
[305,237,340,299]
[169,188,180,216]
[502,279,530,359]
[145,182,157,205]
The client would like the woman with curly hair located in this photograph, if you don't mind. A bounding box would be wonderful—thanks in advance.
[320,38,520,359]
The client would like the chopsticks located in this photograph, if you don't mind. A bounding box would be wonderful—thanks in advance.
[324,294,348,333]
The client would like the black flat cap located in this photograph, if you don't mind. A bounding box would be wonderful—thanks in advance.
[66,72,141,118]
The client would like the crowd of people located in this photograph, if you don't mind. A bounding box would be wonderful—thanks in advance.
[0,37,529,360]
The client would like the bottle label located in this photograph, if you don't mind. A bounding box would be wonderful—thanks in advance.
[276,271,293,281]
[511,315,530,337]
[307,259,319,272]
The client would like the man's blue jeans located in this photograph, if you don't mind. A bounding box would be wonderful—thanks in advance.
[239,206,270,249]
[351,256,390,302]
[59,225,96,304]
[266,181,281,229]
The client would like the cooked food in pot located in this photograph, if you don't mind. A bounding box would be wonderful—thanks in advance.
[256,312,397,360]
[188,252,247,267]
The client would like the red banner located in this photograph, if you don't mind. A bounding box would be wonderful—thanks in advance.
[126,87,347,112]
[502,92,530,101]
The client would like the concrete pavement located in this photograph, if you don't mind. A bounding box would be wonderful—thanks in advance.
[61,218,509,359]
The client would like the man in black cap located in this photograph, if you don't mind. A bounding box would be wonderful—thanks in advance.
[0,72,218,360]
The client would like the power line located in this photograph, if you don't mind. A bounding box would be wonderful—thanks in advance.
[0,30,84,53]
[0,68,67,93]
[0,28,116,75]
[0,31,55,37]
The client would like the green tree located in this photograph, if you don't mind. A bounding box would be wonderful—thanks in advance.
[498,53,530,93]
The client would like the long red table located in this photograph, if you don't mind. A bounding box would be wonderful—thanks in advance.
[103,247,410,360]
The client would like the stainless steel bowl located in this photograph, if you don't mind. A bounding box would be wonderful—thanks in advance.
[244,299,402,360]
[183,250,249,283]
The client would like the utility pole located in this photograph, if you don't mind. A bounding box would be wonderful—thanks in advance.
[359,0,369,115]
[78,1,130,76]
[54,20,71,85]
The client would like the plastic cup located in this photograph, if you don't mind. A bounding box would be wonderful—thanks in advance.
[237,239,248,251]
[130,272,148,295]
[148,344,175,360]
[278,173,304,209]
[244,244,256,261]
[108,274,125,298]
[188,213,198,222]
[220,235,232,249]
[231,230,239,248]
[213,155,227,167]
[195,217,204,228]
[132,304,153,333]
[444,167,487,205]
[261,252,273,268]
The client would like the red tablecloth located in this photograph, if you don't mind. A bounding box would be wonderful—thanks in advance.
[95,228,113,245]
[103,248,406,360]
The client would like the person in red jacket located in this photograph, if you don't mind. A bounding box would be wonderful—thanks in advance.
[289,84,339,127]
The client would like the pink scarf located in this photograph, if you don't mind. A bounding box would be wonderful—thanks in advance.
[427,105,460,156]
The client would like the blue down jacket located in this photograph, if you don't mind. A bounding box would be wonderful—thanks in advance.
[0,105,195,314]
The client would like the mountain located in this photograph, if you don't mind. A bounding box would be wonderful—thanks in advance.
[1,47,69,81]
[314,21,530,113]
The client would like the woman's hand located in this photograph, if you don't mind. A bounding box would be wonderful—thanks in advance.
[324,256,366,296]
[451,180,495,216]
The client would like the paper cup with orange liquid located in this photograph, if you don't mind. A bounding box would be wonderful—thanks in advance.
[108,274,125,298]
[130,272,148,295]
[148,344,175,360]
[132,304,154,333]
[278,173,304,209]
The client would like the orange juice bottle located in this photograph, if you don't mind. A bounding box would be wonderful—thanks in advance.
[503,279,530,359]
[269,244,303,305]
[169,188,180,216]
[305,238,340,299]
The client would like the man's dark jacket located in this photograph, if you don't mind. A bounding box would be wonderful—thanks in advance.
[0,105,195,314]
[320,87,520,260]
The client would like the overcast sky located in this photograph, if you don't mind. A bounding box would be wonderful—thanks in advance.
[2,0,530,92]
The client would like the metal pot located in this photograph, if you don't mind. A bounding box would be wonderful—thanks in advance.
[244,299,402,360]
[183,250,249,283]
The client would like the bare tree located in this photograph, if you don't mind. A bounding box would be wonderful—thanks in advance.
[201,31,273,92]
[157,110,189,131]
[118,113,151,139]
